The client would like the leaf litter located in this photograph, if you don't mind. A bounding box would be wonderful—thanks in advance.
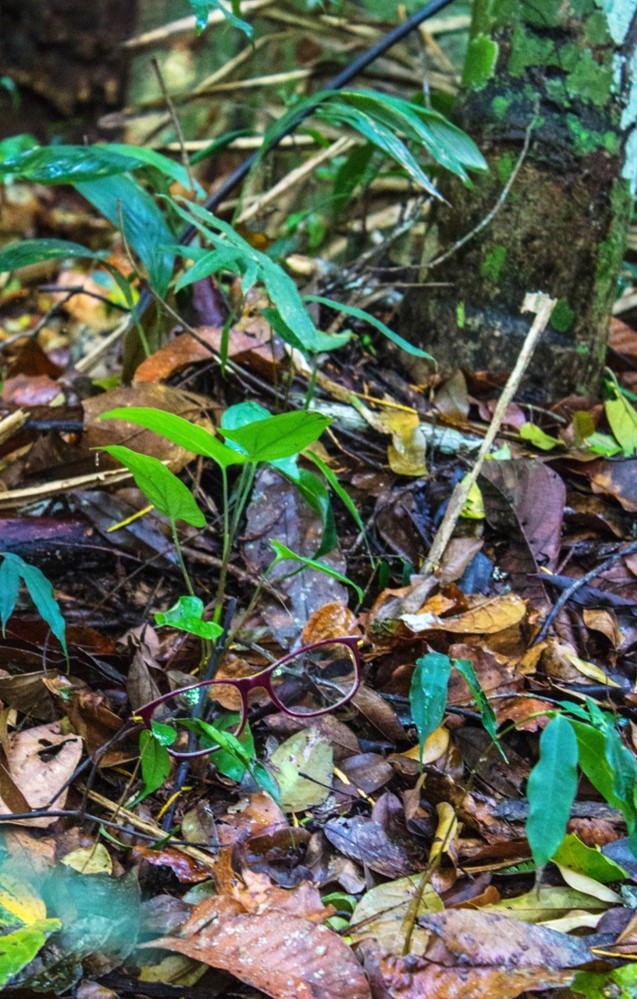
[2,54,637,999]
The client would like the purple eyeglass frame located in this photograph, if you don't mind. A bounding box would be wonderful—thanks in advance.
[135,635,362,759]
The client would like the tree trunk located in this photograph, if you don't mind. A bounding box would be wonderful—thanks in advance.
[400,0,637,401]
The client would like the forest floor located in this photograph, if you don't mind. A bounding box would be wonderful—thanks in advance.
[2,58,637,999]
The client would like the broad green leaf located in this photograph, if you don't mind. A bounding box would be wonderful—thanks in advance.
[552,833,627,883]
[315,102,441,197]
[220,411,331,462]
[0,553,67,657]
[99,407,244,468]
[0,141,199,192]
[410,652,451,765]
[77,174,174,296]
[0,918,61,988]
[205,717,255,783]
[526,714,578,868]
[0,144,142,182]
[98,445,206,527]
[519,423,564,450]
[139,731,171,794]
[269,540,363,602]
[0,238,106,274]
[304,295,434,359]
[150,720,177,747]
[98,143,203,194]
[187,719,280,801]
[221,400,271,429]
[605,393,637,455]
[0,134,38,162]
[453,657,506,760]
[570,719,624,810]
[0,557,20,636]
[154,596,223,640]
[573,963,637,999]
[336,90,488,178]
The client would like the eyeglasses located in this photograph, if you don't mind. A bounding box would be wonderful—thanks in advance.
[135,636,362,758]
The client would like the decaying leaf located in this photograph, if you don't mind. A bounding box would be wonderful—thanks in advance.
[0,722,82,827]
[151,907,371,999]
[269,728,333,813]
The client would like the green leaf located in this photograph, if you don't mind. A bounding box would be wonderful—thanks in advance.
[453,657,506,761]
[526,714,578,868]
[169,198,330,353]
[0,918,61,988]
[519,423,564,451]
[139,730,171,795]
[269,540,363,602]
[0,144,144,183]
[409,652,451,765]
[0,557,20,636]
[187,0,253,36]
[100,407,245,468]
[304,295,434,360]
[187,719,280,801]
[605,393,637,456]
[570,718,625,811]
[220,411,331,462]
[263,307,352,354]
[0,141,199,192]
[207,718,255,782]
[0,238,107,274]
[573,964,637,999]
[98,445,206,527]
[150,720,177,747]
[304,450,365,534]
[76,174,175,296]
[0,553,67,658]
[154,596,223,640]
[552,833,627,883]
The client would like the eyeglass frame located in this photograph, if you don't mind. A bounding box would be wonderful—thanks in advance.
[134,635,363,758]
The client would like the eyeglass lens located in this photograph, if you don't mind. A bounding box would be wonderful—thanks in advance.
[269,641,358,715]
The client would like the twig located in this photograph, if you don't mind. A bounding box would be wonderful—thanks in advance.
[150,57,195,195]
[424,292,556,574]
[534,539,637,644]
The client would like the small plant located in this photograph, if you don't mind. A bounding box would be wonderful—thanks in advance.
[0,552,68,665]
[411,652,637,863]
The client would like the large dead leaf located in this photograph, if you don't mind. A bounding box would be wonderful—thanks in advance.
[420,908,593,967]
[152,909,371,999]
[377,957,572,998]
[401,593,526,634]
[0,722,82,827]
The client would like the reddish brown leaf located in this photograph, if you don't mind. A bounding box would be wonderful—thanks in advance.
[152,911,371,999]
[378,957,571,998]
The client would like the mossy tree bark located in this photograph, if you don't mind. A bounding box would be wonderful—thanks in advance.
[400,0,637,400]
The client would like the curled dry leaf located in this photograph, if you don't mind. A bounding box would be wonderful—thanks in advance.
[151,910,371,999]
[401,592,526,635]
[301,602,362,644]
[0,722,82,827]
